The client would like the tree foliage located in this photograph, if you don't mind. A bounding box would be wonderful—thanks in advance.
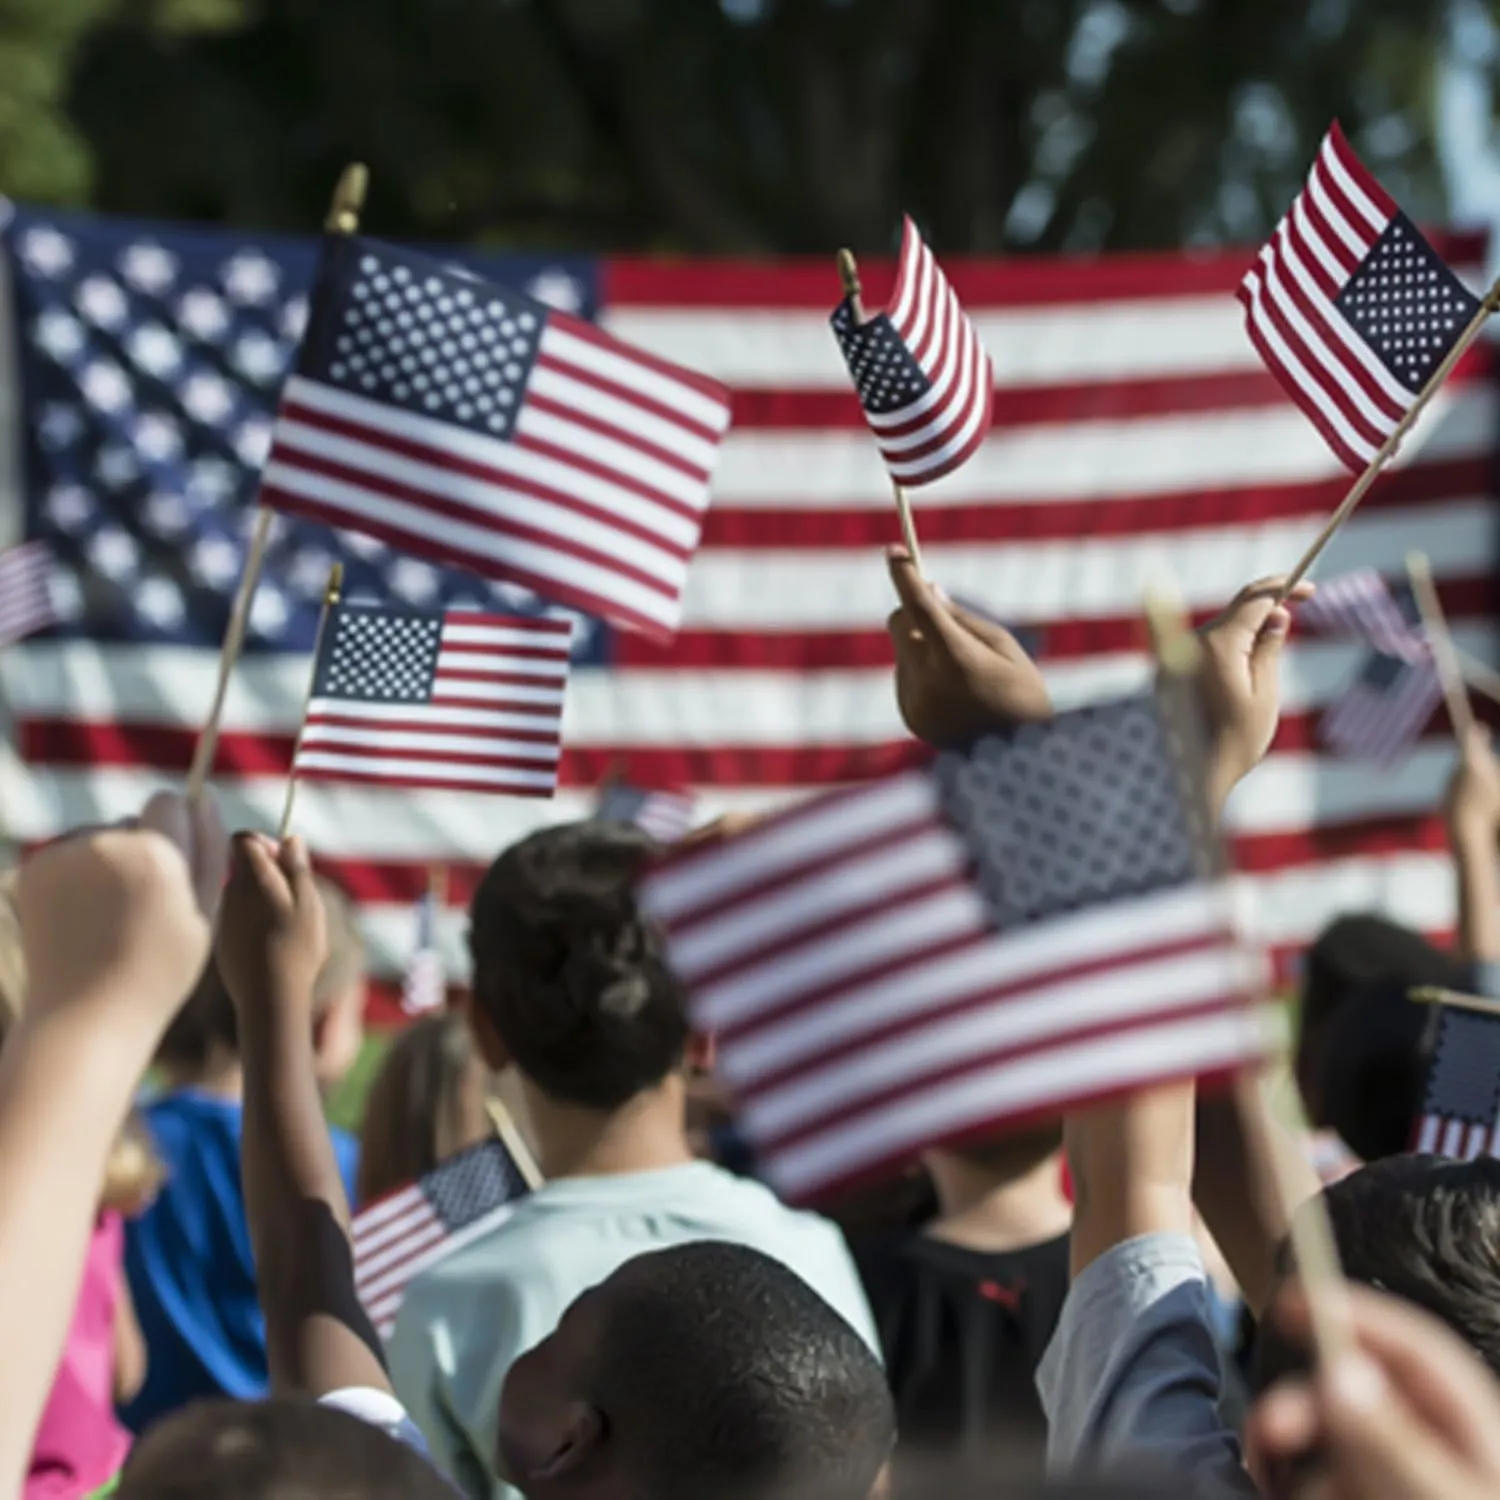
[0,0,1478,252]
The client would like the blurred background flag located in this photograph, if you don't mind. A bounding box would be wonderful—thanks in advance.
[595,781,697,843]
[400,876,447,1015]
[261,235,733,640]
[1414,1002,1500,1159]
[1296,569,1432,660]
[1239,121,1482,472]
[640,695,1277,1202]
[0,541,57,646]
[293,603,572,796]
[830,216,994,486]
[352,1137,531,1340]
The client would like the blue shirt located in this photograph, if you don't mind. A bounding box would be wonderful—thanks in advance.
[120,1090,360,1431]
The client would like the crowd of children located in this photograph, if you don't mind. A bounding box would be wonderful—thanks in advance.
[3,559,1500,1499]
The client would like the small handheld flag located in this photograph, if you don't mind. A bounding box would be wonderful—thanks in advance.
[261,235,733,640]
[0,542,57,646]
[401,880,447,1015]
[291,602,572,796]
[352,1137,531,1339]
[596,782,697,844]
[831,217,994,488]
[1414,998,1500,1160]
[640,693,1276,1203]
[1240,122,1484,475]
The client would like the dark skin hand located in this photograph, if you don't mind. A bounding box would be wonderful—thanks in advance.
[885,546,1052,747]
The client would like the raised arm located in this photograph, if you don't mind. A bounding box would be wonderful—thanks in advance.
[216,831,391,1400]
[1445,726,1500,969]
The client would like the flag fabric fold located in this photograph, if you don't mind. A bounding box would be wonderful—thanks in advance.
[1238,121,1482,473]
[1414,1003,1500,1160]
[0,541,57,646]
[639,692,1276,1202]
[262,235,734,640]
[352,1137,531,1339]
[292,602,572,796]
[830,217,994,486]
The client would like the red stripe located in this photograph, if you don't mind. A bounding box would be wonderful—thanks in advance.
[550,305,733,409]
[1325,121,1399,224]
[438,613,574,638]
[524,382,713,487]
[305,712,561,745]
[276,402,698,561]
[296,765,557,797]
[601,233,1486,308]
[1294,190,1360,290]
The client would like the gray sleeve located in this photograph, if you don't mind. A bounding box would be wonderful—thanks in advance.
[1475,961,1500,1000]
[1036,1232,1256,1500]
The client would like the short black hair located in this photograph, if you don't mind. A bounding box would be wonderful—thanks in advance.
[116,1397,453,1500]
[589,1241,894,1500]
[468,822,689,1109]
[1255,1154,1500,1389]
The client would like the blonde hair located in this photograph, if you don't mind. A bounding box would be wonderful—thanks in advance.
[0,870,164,1214]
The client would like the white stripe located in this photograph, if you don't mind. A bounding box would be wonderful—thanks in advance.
[435,650,569,683]
[309,698,563,731]
[769,1005,1281,1198]
[350,1183,425,1236]
[296,752,559,791]
[1316,133,1391,239]
[721,885,1235,1088]
[709,384,1492,507]
[301,725,560,763]
[1288,198,1348,288]
[1415,1115,1442,1152]
[438,622,573,650]
[355,1219,446,1297]
[538,322,731,433]
[1441,1119,1466,1157]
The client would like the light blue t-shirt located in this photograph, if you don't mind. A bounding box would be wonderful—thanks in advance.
[121,1090,360,1431]
[387,1160,879,1500]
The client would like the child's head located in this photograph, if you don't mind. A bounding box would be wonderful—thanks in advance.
[357,1010,493,1204]
[158,874,367,1090]
[116,1397,454,1499]
[1256,1153,1500,1391]
[467,823,690,1110]
[498,1240,895,1500]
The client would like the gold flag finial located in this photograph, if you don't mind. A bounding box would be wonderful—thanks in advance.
[325,164,369,235]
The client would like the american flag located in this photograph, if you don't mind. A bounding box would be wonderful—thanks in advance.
[0,206,1493,1020]
[401,885,446,1014]
[1239,122,1482,473]
[295,602,572,796]
[0,541,57,645]
[1413,1003,1500,1159]
[831,217,994,486]
[639,695,1278,1202]
[352,1137,530,1340]
[262,235,732,641]
[596,781,697,843]
[1302,577,1442,765]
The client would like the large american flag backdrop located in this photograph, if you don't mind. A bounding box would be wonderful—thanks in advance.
[0,206,1495,1017]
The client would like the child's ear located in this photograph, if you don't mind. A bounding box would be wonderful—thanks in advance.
[530,1403,604,1480]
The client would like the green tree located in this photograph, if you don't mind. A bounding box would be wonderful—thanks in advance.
[8,0,1477,252]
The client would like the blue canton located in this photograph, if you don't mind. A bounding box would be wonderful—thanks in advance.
[830,297,930,414]
[312,603,443,702]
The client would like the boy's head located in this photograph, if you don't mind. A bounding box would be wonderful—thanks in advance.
[117,1397,453,1499]
[467,822,690,1109]
[157,875,367,1089]
[498,1241,895,1500]
[1256,1153,1500,1391]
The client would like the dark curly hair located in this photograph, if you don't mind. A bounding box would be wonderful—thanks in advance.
[468,821,689,1109]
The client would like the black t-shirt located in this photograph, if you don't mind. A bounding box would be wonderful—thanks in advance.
[854,1229,1071,1460]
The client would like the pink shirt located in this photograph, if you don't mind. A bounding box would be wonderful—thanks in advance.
[27,1213,132,1500]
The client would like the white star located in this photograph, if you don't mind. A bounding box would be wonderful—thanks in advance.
[47,568,84,623]
[39,404,83,450]
[223,251,280,306]
[387,555,441,603]
[526,269,582,314]
[143,489,192,536]
[135,413,182,462]
[234,417,272,468]
[179,289,230,341]
[21,226,75,279]
[280,295,309,342]
[88,526,140,582]
[127,324,183,379]
[190,458,238,505]
[192,534,241,588]
[182,371,235,425]
[233,330,285,385]
[76,276,129,329]
[119,243,179,296]
[340,528,387,560]
[249,584,289,637]
[287,548,337,598]
[98,445,140,488]
[136,575,186,628]
[35,309,85,362]
[46,483,93,530]
[80,360,132,414]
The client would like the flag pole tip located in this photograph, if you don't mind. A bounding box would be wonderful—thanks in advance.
[326,562,344,600]
[326,164,369,234]
[836,248,861,300]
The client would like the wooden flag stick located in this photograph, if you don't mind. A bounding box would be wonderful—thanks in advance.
[1276,275,1500,603]
[185,163,369,805]
[836,248,924,573]
[1147,583,1355,1365]
[1406,550,1476,744]
[277,563,342,840]
[486,1097,544,1190]
[187,507,274,802]
[1410,984,1500,1020]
